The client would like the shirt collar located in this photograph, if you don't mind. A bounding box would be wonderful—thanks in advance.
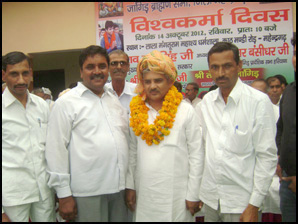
[3,88,36,108]
[109,81,135,96]
[76,81,112,97]
[228,78,243,105]
[212,78,243,105]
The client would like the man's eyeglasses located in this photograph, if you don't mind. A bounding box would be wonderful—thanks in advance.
[110,61,128,67]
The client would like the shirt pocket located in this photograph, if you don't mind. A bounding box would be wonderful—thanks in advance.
[37,122,47,146]
[110,108,129,132]
[229,129,251,155]
[162,129,180,147]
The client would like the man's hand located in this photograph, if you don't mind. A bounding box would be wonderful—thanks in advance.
[111,41,117,49]
[240,204,259,222]
[125,189,136,212]
[276,164,282,181]
[282,176,296,193]
[58,196,78,221]
[2,213,11,222]
[185,200,203,216]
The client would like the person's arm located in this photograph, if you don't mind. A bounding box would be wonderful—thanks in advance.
[249,97,278,211]
[240,204,259,222]
[58,196,78,221]
[45,101,77,220]
[125,127,138,212]
[282,176,296,193]
[275,96,284,180]
[115,33,122,50]
[185,106,205,215]
[2,208,10,222]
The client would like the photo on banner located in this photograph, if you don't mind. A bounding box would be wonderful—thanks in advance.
[95,2,294,95]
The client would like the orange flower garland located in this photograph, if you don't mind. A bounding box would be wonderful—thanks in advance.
[130,86,183,146]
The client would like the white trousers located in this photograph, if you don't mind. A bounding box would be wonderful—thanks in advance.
[3,194,55,222]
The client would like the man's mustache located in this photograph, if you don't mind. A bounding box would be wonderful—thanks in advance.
[14,84,28,88]
[112,69,126,74]
[216,76,228,82]
[90,74,105,80]
[150,89,160,94]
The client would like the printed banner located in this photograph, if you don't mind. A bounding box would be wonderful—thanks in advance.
[95,2,294,96]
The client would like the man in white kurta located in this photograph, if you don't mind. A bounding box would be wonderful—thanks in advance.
[125,50,204,222]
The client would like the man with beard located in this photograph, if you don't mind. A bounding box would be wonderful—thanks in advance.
[2,51,55,222]
[105,50,136,112]
[45,45,130,222]
[195,42,277,222]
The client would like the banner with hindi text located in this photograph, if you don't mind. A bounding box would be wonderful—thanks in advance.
[95,2,294,96]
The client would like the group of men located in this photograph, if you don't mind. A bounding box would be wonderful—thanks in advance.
[2,35,296,222]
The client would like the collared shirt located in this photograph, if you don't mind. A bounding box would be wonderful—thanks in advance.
[185,97,202,108]
[195,78,277,213]
[45,82,129,198]
[2,88,51,207]
[105,81,137,112]
[276,81,296,176]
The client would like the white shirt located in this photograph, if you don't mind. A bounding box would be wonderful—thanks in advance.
[185,97,202,108]
[105,81,137,112]
[45,82,129,198]
[126,101,204,221]
[2,88,52,207]
[261,102,281,214]
[195,78,277,213]
[272,103,280,122]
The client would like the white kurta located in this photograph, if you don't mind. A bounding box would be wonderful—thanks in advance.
[126,101,204,222]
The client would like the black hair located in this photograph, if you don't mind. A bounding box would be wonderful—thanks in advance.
[274,74,288,86]
[108,49,129,63]
[79,45,109,69]
[105,20,114,30]
[291,33,296,47]
[2,51,31,71]
[187,82,199,91]
[208,42,240,65]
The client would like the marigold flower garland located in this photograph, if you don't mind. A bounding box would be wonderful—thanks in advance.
[130,86,183,146]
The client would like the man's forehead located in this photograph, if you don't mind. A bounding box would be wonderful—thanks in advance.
[84,54,108,64]
[6,60,30,71]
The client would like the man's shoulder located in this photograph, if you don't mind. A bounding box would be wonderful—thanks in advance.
[29,93,48,107]
[242,83,269,101]
[126,81,137,90]
[179,100,195,111]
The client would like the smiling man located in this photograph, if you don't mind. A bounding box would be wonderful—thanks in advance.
[105,50,136,112]
[2,52,55,222]
[125,50,204,222]
[195,42,278,222]
[45,45,130,222]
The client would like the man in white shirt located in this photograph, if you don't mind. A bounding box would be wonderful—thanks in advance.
[250,78,282,218]
[185,82,202,107]
[105,50,136,112]
[45,45,130,222]
[2,51,55,222]
[125,50,204,222]
[266,76,283,106]
[251,78,279,120]
[195,42,277,222]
